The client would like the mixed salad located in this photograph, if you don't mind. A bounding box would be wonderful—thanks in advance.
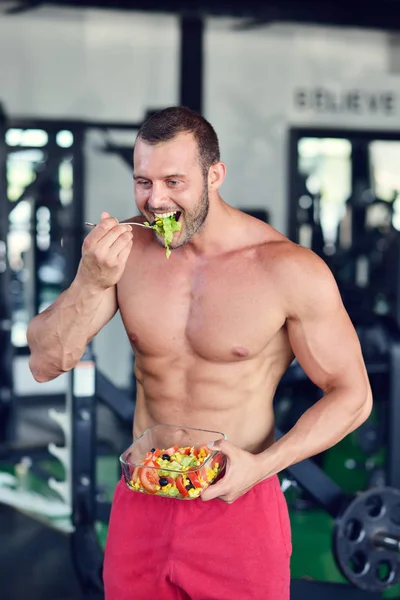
[126,444,223,499]
[144,213,182,259]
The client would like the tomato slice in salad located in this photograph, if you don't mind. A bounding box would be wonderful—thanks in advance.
[186,471,203,489]
[176,475,189,497]
[144,449,162,460]
[140,465,160,494]
[132,459,158,483]
[164,445,179,456]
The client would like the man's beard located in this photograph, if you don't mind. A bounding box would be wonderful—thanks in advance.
[155,184,209,251]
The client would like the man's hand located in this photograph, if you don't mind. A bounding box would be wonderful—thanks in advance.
[77,212,134,291]
[201,439,263,503]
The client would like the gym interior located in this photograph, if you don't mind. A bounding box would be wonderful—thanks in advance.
[1,1,400,598]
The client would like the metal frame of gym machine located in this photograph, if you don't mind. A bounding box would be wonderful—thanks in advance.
[0,112,85,461]
[0,111,141,512]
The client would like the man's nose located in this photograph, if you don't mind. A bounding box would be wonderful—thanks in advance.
[149,182,169,209]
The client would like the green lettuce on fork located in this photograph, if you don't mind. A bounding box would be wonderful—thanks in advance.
[144,214,182,259]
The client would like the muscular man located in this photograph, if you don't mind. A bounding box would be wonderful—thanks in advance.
[27,107,372,600]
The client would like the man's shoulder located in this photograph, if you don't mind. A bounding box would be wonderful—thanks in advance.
[261,242,341,321]
[257,234,306,265]
[259,239,333,287]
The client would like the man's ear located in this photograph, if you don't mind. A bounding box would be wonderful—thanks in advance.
[208,162,226,191]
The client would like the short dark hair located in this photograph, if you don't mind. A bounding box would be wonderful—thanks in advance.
[137,106,220,176]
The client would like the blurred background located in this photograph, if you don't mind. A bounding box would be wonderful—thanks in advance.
[1,0,400,599]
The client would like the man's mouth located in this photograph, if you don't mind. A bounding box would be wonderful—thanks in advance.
[153,211,182,222]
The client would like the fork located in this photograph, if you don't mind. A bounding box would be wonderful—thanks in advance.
[85,221,154,229]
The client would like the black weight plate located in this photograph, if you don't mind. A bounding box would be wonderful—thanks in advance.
[334,487,400,592]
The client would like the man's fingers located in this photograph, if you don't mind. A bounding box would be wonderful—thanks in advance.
[117,242,134,264]
[209,439,237,460]
[84,218,117,245]
[201,479,229,502]
[86,222,131,251]
[108,230,134,258]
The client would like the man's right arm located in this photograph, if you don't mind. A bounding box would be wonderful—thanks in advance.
[27,281,117,382]
[27,212,134,382]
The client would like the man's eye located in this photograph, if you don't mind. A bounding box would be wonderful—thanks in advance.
[167,180,178,186]
[137,180,150,186]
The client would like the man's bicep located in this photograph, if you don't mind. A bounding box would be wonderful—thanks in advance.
[285,268,365,392]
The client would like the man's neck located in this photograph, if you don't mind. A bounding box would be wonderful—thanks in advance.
[182,198,241,259]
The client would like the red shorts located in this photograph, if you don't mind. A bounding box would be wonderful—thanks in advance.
[103,475,291,600]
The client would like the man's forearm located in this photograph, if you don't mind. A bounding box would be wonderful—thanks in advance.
[27,279,107,382]
[259,385,372,479]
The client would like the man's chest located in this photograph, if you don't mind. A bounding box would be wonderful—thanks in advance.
[117,257,286,362]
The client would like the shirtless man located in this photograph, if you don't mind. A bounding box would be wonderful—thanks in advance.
[27,106,372,600]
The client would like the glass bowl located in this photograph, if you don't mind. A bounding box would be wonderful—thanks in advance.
[119,424,227,499]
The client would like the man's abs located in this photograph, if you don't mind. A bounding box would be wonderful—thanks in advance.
[131,344,292,454]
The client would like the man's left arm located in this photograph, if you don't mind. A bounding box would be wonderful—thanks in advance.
[263,250,372,472]
[202,249,372,502]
